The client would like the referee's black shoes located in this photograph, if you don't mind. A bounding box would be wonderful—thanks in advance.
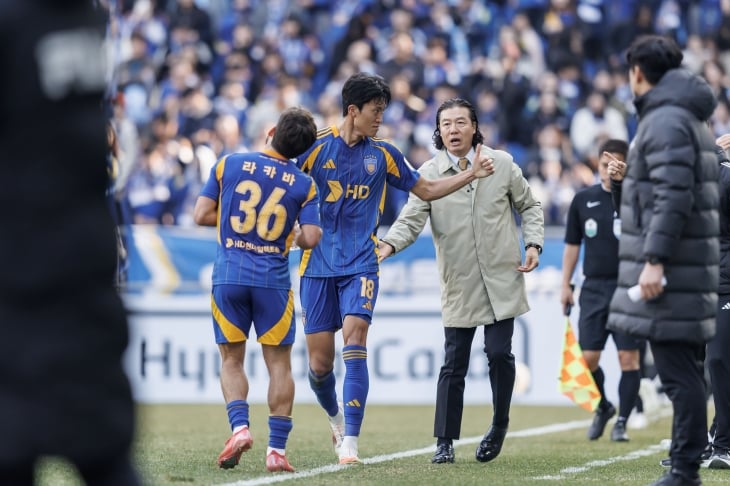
[431,443,455,464]
[587,403,616,440]
[475,425,508,462]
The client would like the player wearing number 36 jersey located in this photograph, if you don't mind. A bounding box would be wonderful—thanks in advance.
[194,107,322,473]
[201,143,320,290]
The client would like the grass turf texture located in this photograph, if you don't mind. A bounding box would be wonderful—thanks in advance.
[36,403,726,485]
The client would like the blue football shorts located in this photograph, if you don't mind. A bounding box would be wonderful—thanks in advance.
[300,272,379,334]
[211,284,295,346]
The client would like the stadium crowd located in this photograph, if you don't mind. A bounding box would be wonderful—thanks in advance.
[105,0,730,227]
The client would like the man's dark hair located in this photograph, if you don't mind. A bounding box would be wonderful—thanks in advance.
[341,72,391,116]
[272,107,317,159]
[432,98,485,150]
[626,35,683,85]
[599,139,629,158]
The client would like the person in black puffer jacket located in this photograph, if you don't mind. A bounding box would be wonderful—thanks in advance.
[0,1,140,484]
[606,35,719,486]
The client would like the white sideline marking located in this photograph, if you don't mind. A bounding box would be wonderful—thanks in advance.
[532,444,665,481]
[216,418,597,486]
[533,407,673,481]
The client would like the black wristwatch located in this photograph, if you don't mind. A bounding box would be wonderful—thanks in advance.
[525,243,542,255]
[646,255,665,265]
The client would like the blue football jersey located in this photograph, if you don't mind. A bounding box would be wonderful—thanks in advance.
[200,149,320,289]
[296,126,420,276]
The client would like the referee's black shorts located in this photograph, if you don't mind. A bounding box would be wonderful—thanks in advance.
[578,277,643,351]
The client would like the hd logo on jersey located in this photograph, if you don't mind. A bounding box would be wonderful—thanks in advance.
[363,154,377,175]
[325,180,371,201]
[325,180,342,202]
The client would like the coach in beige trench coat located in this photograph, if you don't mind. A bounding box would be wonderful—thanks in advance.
[379,98,544,465]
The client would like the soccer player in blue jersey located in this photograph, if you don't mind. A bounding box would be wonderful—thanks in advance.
[193,107,323,473]
[296,72,495,464]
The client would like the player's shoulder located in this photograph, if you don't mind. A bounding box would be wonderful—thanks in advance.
[223,151,255,163]
[369,136,404,156]
[573,183,603,202]
[299,127,337,158]
[314,126,337,143]
[288,161,315,181]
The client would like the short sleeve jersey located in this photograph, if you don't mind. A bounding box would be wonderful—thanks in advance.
[296,126,420,276]
[199,149,321,289]
[564,184,619,279]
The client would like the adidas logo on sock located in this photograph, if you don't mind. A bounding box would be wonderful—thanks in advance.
[346,399,361,408]
[723,302,730,310]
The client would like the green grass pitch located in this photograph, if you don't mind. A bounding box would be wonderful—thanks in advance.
[35,403,726,485]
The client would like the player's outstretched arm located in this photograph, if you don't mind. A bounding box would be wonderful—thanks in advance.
[294,223,322,249]
[410,144,495,201]
[193,196,218,227]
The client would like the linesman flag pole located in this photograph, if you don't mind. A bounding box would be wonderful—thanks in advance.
[558,297,601,412]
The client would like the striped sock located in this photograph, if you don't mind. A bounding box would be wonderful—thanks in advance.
[342,345,368,436]
[226,400,249,431]
[268,415,293,450]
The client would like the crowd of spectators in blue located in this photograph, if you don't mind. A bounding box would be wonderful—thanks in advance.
[106,0,730,227]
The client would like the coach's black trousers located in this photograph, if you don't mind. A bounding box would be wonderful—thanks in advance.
[433,318,515,440]
[651,340,707,475]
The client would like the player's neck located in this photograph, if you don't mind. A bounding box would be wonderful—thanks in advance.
[338,119,365,147]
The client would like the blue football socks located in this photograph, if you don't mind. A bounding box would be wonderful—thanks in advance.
[308,368,339,417]
[268,415,293,450]
[226,399,249,431]
[342,345,368,436]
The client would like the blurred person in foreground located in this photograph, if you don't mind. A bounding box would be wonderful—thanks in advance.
[193,107,322,473]
[561,139,645,443]
[379,97,544,464]
[606,35,719,486]
[295,73,495,465]
[0,1,140,484]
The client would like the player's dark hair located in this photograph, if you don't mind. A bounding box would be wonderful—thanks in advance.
[626,35,683,85]
[341,72,391,116]
[599,139,629,158]
[432,98,485,150]
[272,107,317,159]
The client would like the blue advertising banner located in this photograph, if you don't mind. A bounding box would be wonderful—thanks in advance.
[123,225,569,295]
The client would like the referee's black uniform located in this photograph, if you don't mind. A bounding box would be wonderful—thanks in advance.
[0,2,139,484]
[565,184,622,350]
[565,181,641,421]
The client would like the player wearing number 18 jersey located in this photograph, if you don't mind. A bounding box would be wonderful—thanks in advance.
[297,125,419,276]
[295,73,495,465]
[194,107,322,472]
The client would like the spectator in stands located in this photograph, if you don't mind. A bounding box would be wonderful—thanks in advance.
[378,31,426,98]
[569,90,628,163]
[105,0,730,229]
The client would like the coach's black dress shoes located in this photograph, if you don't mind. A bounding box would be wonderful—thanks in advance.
[475,425,507,463]
[431,443,455,463]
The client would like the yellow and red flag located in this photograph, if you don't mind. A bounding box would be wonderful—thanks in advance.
[559,318,601,412]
